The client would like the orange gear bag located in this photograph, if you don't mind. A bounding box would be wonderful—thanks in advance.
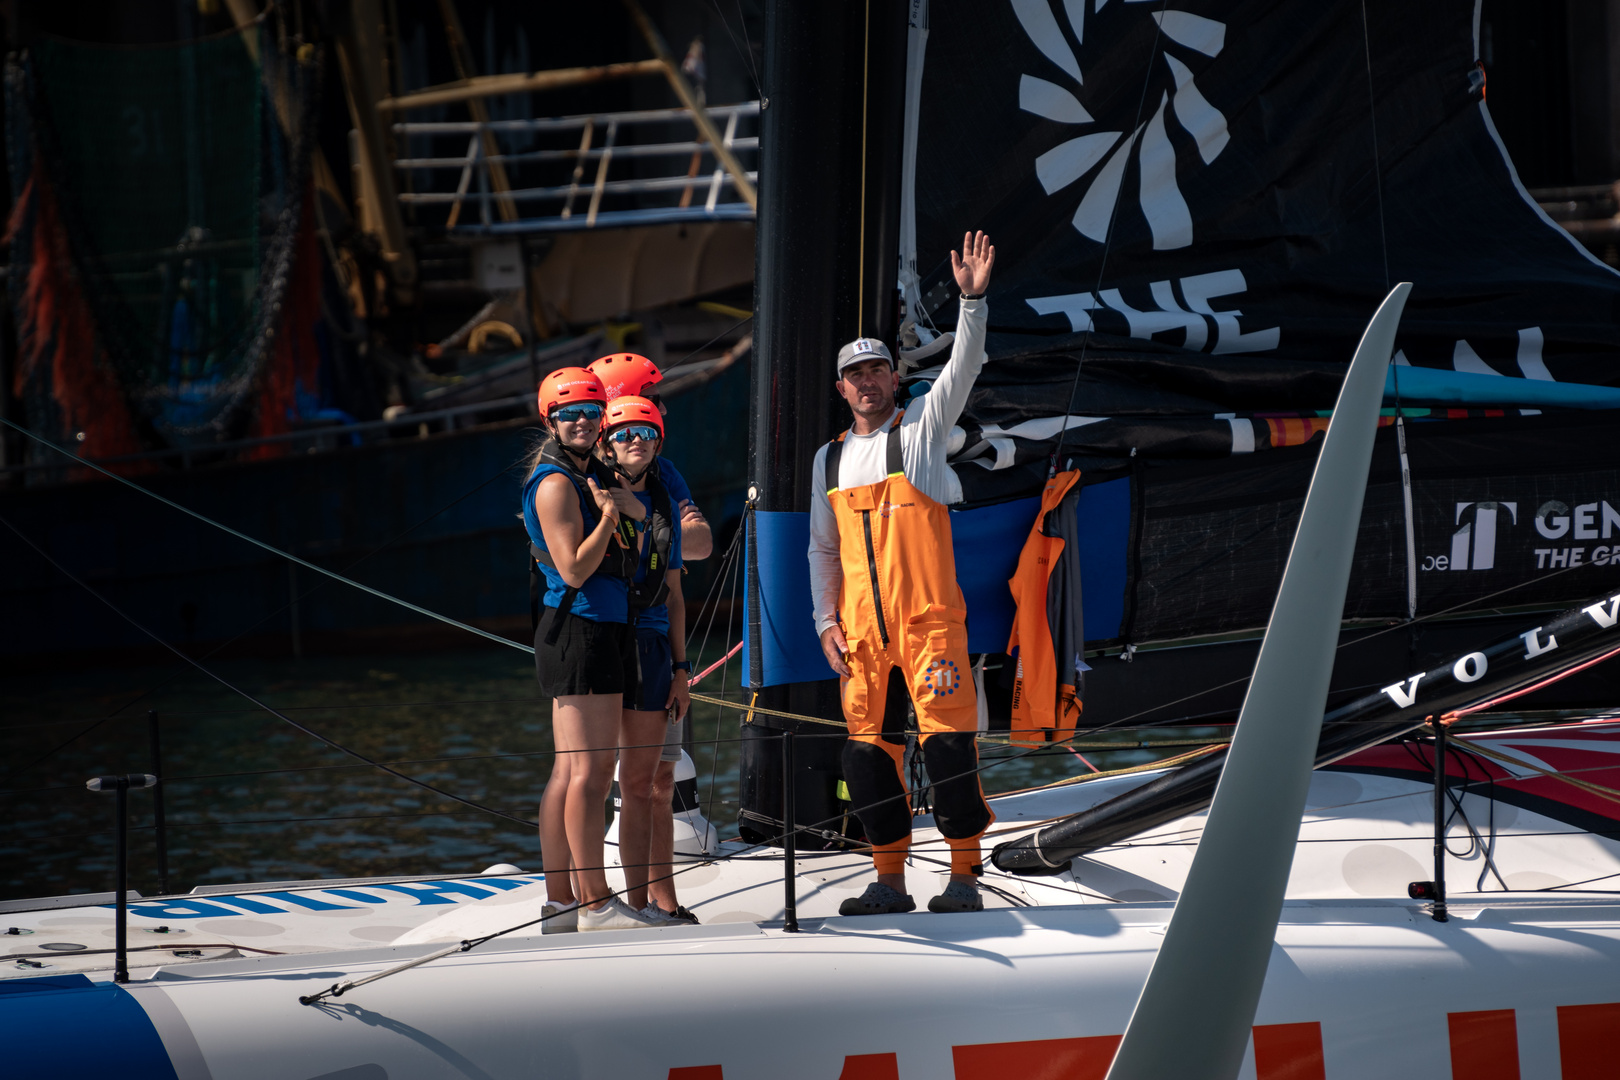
[1006,469,1084,745]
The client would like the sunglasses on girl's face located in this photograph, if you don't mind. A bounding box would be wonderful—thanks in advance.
[608,425,661,444]
[550,403,603,423]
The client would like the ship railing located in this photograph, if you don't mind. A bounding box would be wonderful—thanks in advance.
[0,393,538,485]
[390,102,760,235]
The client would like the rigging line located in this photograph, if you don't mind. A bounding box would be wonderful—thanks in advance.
[1101,828,1606,851]
[684,511,744,660]
[0,513,539,828]
[1363,0,1414,631]
[705,527,746,826]
[6,454,528,774]
[1544,870,1620,892]
[301,725,1148,1005]
[0,416,538,658]
[2,694,551,731]
[857,0,871,333]
[2,733,762,797]
[1048,0,1171,478]
[733,0,764,96]
[1460,738,1620,807]
[1078,560,1620,733]
[679,517,743,823]
[1444,740,1510,891]
[662,314,754,374]
[1358,0,1391,291]
[707,0,762,99]
[13,809,505,843]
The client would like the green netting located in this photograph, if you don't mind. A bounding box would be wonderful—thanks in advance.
[23,26,315,440]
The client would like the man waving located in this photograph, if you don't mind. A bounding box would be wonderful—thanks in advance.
[808,231,996,915]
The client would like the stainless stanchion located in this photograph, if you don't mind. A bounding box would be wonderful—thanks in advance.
[783,731,799,933]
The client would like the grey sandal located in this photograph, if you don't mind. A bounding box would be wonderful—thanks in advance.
[839,882,917,916]
[927,881,984,913]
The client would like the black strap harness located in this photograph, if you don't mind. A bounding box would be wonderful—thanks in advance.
[822,421,904,494]
[528,439,640,645]
[528,441,676,644]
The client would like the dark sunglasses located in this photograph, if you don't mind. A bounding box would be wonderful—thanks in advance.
[608,425,661,444]
[550,403,603,423]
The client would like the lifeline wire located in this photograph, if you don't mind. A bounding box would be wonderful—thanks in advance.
[10,456,526,774]
[0,513,538,828]
[296,721,1204,1005]
[0,417,539,658]
[297,710,1620,1005]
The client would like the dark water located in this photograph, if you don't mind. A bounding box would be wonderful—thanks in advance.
[1,647,1197,902]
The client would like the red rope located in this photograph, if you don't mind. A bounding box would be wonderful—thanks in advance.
[1444,644,1620,723]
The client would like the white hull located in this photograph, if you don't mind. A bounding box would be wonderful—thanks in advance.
[7,721,1620,1078]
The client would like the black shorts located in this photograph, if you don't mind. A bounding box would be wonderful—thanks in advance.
[534,608,635,699]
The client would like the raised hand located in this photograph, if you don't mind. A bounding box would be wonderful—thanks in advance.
[585,477,620,525]
[950,230,996,296]
[609,473,648,521]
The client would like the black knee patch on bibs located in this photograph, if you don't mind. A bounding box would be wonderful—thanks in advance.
[923,732,991,839]
[842,739,912,847]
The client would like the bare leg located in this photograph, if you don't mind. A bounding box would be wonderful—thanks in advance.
[539,725,576,905]
[616,708,668,912]
[552,693,623,906]
[647,759,679,912]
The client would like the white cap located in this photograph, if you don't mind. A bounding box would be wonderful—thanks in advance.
[836,337,894,378]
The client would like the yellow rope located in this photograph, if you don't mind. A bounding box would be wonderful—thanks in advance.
[688,691,1238,752]
[996,744,1227,796]
[1447,733,1620,808]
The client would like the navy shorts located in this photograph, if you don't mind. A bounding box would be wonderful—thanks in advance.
[630,628,673,713]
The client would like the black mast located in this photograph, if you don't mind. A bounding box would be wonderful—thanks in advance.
[742,0,908,845]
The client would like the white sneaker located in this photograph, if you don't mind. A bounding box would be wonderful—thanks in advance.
[578,897,659,932]
[541,900,579,934]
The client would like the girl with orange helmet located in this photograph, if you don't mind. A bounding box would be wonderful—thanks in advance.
[522,367,658,931]
[596,396,699,924]
[588,352,663,402]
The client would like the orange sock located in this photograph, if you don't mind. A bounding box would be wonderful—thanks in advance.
[872,837,910,876]
[948,835,984,877]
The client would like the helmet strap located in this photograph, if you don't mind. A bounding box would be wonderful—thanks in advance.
[611,460,654,485]
[545,424,596,470]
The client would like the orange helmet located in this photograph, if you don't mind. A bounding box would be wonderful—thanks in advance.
[589,353,663,401]
[537,367,607,418]
[600,395,664,442]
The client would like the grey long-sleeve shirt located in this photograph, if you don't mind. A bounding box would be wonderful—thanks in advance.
[808,297,989,638]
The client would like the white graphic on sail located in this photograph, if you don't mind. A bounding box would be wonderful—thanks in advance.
[1013,0,1230,250]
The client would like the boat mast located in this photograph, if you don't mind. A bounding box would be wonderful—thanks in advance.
[744,0,908,842]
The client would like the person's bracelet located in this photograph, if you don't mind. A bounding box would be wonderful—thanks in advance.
[672,659,693,674]
[961,291,985,300]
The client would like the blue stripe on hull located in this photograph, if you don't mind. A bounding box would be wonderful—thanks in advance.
[0,974,177,1079]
